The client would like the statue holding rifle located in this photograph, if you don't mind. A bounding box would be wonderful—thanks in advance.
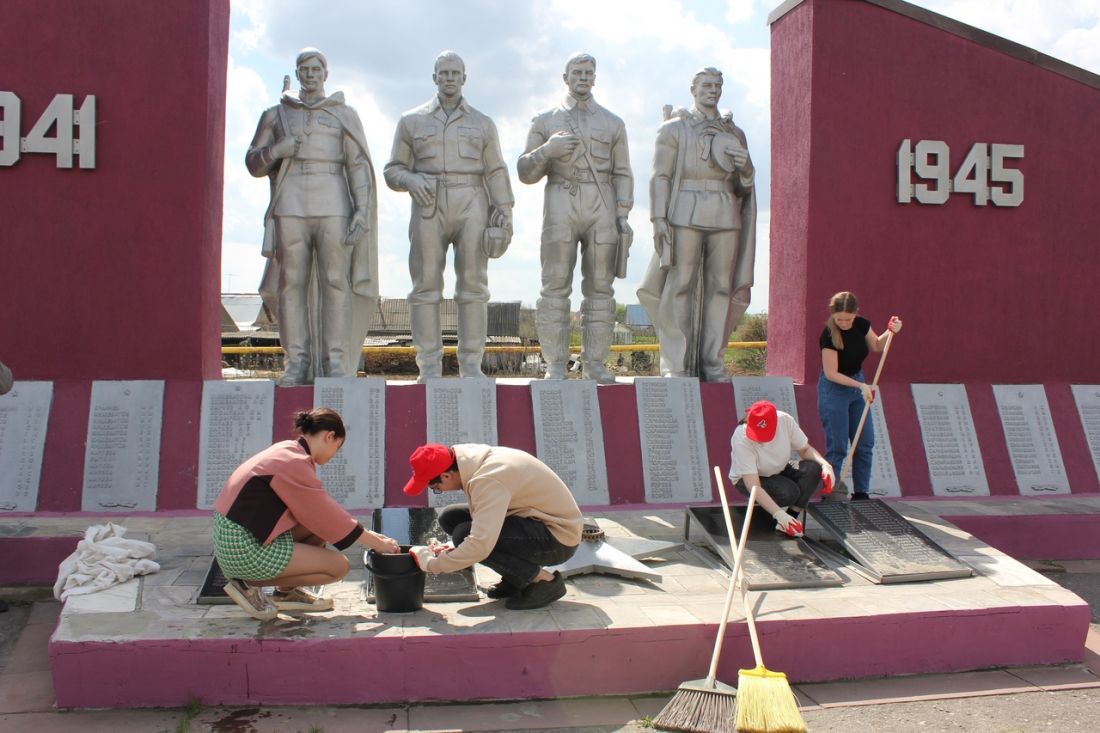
[248,48,379,386]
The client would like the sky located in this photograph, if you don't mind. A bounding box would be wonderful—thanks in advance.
[220,0,1100,312]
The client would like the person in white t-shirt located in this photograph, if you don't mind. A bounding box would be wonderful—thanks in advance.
[728,400,835,537]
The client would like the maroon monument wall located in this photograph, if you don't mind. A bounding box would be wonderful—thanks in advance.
[1,0,230,381]
[768,0,1100,385]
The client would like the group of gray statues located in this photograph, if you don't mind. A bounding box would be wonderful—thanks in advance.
[248,49,755,386]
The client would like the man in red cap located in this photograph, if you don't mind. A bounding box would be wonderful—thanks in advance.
[728,400,834,537]
[403,443,583,610]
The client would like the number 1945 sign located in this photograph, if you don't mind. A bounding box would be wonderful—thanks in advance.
[897,139,1023,207]
[0,92,96,169]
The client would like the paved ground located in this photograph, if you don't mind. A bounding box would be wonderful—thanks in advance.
[2,535,1099,731]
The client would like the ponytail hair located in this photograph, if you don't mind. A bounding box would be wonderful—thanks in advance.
[293,407,346,440]
[826,291,859,350]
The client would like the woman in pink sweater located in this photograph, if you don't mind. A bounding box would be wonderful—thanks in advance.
[212,408,399,620]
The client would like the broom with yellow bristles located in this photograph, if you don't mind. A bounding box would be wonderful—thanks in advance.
[652,468,758,733]
[731,488,807,733]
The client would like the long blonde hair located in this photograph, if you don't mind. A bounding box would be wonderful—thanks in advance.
[826,291,859,350]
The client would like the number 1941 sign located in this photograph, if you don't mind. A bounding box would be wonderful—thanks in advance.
[897,139,1023,207]
[0,92,96,169]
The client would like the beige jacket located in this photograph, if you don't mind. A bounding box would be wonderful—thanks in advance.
[427,444,583,574]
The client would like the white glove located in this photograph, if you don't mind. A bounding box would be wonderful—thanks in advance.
[771,509,804,538]
[408,546,434,572]
[859,383,875,404]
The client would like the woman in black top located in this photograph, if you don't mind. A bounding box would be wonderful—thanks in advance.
[817,292,901,499]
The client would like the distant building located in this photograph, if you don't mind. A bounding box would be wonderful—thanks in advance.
[625,304,651,328]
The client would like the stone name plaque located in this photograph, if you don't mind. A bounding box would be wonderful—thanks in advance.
[315,377,386,509]
[82,380,164,511]
[867,396,901,498]
[0,381,53,512]
[426,378,497,507]
[686,506,842,589]
[808,500,972,583]
[1071,385,1100,484]
[197,380,274,509]
[531,380,609,506]
[912,384,989,496]
[732,376,798,419]
[635,377,709,503]
[993,385,1069,495]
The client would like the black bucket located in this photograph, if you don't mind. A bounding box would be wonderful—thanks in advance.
[366,545,426,613]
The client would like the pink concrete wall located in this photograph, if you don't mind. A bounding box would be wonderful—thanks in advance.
[0,0,229,381]
[48,601,1088,707]
[769,0,1100,385]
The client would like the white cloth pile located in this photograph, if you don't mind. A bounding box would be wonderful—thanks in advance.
[53,523,160,601]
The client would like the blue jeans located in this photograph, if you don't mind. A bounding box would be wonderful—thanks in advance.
[437,504,577,589]
[817,371,875,494]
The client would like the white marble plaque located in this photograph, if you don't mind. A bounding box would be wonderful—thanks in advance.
[732,376,798,420]
[530,380,609,506]
[82,381,164,511]
[1071,385,1100,484]
[912,384,989,496]
[634,377,710,503]
[197,381,274,509]
[993,385,1069,495]
[314,377,386,509]
[866,395,902,498]
[0,382,53,512]
[426,378,498,507]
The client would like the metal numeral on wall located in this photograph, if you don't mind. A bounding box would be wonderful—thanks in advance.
[897,139,1022,207]
[1,92,97,169]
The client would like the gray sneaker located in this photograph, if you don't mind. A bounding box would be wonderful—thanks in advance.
[224,579,278,621]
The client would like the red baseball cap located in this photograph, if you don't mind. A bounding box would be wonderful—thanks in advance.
[402,444,454,496]
[745,400,778,443]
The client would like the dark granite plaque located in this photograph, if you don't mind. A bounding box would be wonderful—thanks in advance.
[366,508,479,602]
[807,500,973,583]
[686,506,842,590]
[197,558,232,604]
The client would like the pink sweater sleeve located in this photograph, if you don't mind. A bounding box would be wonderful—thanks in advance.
[269,458,364,549]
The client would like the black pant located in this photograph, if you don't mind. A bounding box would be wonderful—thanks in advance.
[735,460,822,513]
[437,504,577,588]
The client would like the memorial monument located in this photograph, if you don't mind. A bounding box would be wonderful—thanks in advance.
[517,53,634,384]
[637,67,756,382]
[385,51,514,382]
[248,47,379,386]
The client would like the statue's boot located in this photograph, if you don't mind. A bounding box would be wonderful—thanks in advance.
[410,302,443,383]
[581,298,617,385]
[537,297,572,380]
[457,301,488,379]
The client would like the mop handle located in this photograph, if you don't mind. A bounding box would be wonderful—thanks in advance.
[706,468,757,685]
[840,329,895,479]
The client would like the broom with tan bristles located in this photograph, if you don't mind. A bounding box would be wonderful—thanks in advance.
[652,468,758,733]
[732,494,807,733]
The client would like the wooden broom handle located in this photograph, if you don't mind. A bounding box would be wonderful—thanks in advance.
[708,467,756,684]
[841,329,895,478]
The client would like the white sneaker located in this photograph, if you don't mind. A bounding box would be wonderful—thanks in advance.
[223,579,278,621]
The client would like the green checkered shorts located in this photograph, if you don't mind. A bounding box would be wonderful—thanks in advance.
[212,512,294,581]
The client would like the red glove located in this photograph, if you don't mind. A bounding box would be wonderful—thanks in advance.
[821,471,834,495]
[772,510,804,538]
[408,546,434,571]
[887,316,902,334]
